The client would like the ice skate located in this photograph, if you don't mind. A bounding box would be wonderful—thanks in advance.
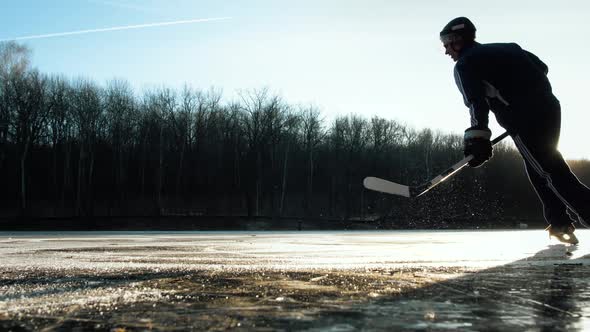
[546,224,579,245]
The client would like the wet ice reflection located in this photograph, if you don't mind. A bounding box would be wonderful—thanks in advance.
[1,230,589,331]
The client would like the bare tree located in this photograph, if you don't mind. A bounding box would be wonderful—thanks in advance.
[0,42,32,181]
[279,110,301,216]
[71,79,103,216]
[300,105,325,216]
[104,79,137,207]
[46,76,73,206]
[417,129,435,179]
[328,115,368,218]
[239,88,286,217]
[140,88,175,215]
[262,95,287,217]
[171,85,197,197]
[239,88,265,217]
[4,69,51,215]
[202,88,224,190]
[0,42,30,78]
[224,102,244,195]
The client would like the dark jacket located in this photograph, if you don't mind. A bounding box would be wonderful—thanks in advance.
[453,42,557,131]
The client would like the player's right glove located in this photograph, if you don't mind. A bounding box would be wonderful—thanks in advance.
[464,126,492,168]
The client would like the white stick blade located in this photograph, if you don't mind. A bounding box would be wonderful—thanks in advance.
[363,177,410,197]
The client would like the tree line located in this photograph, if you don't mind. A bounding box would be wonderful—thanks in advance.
[1,42,589,228]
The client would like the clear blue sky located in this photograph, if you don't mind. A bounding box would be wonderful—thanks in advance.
[2,0,589,159]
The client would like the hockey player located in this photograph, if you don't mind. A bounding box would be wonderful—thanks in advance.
[440,17,590,244]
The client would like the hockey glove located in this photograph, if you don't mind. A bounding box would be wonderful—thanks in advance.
[464,127,492,168]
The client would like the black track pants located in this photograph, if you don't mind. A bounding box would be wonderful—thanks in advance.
[511,108,590,227]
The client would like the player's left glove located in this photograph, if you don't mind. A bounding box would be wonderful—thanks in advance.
[464,126,492,168]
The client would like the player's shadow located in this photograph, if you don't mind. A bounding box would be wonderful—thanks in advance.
[342,244,589,331]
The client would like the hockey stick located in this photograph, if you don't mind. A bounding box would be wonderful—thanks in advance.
[363,131,510,197]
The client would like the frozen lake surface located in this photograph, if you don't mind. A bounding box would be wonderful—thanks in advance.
[1,230,590,331]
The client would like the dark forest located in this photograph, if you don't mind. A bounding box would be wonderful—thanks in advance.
[1,42,589,230]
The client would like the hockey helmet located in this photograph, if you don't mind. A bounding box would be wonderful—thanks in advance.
[440,17,476,43]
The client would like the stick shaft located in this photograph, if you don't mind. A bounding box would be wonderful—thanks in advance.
[415,131,510,196]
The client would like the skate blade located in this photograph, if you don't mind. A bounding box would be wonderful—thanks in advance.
[550,233,579,245]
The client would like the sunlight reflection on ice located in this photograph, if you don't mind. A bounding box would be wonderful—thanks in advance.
[1,230,587,270]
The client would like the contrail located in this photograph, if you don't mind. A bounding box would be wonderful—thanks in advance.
[0,17,232,42]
